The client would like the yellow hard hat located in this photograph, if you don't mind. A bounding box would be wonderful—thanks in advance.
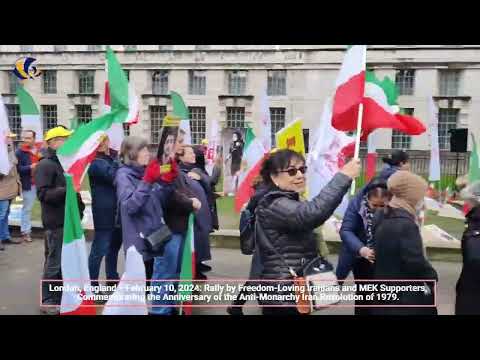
[45,126,72,142]
[6,132,17,138]
[201,139,209,145]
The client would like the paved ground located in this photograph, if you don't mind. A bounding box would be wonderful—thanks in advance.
[0,237,461,315]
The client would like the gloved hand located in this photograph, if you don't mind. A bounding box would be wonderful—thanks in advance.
[143,159,162,184]
[159,158,179,183]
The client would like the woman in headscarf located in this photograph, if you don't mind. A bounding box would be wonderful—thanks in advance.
[455,181,480,314]
[372,171,438,315]
[338,177,391,315]
[379,150,410,181]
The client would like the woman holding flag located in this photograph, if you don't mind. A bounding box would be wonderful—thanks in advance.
[254,149,360,315]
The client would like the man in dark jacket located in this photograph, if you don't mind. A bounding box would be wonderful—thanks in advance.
[87,136,122,290]
[35,126,85,315]
[15,129,41,243]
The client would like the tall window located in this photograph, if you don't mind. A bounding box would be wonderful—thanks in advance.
[76,105,92,124]
[78,70,95,94]
[228,71,247,95]
[188,70,206,95]
[270,107,286,146]
[123,69,130,81]
[152,71,168,95]
[267,70,287,96]
[226,107,245,128]
[392,108,413,149]
[42,70,57,94]
[41,105,57,130]
[54,45,67,52]
[150,106,167,144]
[188,107,207,144]
[20,45,33,52]
[395,69,415,95]
[87,45,103,51]
[439,70,461,96]
[124,45,137,51]
[6,104,21,138]
[438,108,459,150]
[8,72,19,94]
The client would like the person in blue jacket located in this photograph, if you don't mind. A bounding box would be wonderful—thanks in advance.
[87,136,122,291]
[337,178,391,315]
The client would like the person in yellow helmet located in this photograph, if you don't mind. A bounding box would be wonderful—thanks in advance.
[35,126,85,315]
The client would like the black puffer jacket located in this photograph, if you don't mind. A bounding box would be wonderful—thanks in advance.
[256,172,352,280]
[35,147,85,230]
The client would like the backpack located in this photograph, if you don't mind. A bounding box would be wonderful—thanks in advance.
[239,207,256,255]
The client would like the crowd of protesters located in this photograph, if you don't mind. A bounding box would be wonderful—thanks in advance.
[1,124,479,315]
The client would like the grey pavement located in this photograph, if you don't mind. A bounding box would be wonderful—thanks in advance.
[0,237,460,315]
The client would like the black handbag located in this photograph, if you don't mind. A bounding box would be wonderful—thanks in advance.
[141,224,173,257]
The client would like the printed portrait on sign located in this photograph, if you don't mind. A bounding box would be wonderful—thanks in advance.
[221,128,246,196]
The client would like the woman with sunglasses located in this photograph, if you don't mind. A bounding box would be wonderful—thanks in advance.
[337,178,391,315]
[254,149,360,315]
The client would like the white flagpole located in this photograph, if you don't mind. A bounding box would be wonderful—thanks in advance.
[350,103,364,196]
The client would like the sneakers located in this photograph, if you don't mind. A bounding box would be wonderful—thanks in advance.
[197,263,212,273]
[22,233,33,243]
[3,238,23,245]
[40,306,60,315]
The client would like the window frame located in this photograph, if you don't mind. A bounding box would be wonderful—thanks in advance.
[267,70,287,96]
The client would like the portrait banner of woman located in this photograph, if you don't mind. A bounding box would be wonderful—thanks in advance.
[221,128,245,196]
[156,115,181,167]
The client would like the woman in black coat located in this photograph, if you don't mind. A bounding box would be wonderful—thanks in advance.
[254,149,360,315]
[455,181,480,315]
[372,171,438,315]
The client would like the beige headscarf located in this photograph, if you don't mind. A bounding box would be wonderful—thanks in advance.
[387,170,428,216]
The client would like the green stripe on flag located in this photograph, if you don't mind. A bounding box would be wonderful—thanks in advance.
[106,46,130,122]
[469,133,480,183]
[63,174,84,244]
[179,213,194,303]
[244,126,255,149]
[171,91,189,119]
[366,71,398,106]
[16,85,40,115]
[57,112,116,156]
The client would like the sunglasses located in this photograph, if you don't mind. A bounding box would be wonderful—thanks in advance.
[279,166,308,177]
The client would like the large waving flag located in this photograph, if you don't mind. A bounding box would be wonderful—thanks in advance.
[258,88,272,151]
[179,213,196,315]
[60,174,96,315]
[428,96,441,182]
[306,98,354,217]
[103,245,148,315]
[16,85,43,143]
[57,112,117,191]
[0,96,12,175]
[331,45,367,135]
[276,119,306,156]
[171,91,192,145]
[104,47,140,151]
[234,127,266,212]
[361,71,426,139]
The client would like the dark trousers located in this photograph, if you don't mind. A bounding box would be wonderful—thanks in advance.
[352,257,375,316]
[42,228,63,305]
[88,228,122,287]
[232,249,263,306]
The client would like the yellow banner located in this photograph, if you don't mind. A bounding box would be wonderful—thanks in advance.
[275,119,305,156]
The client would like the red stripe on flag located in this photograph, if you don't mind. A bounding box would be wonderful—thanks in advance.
[332,71,365,131]
[234,157,264,213]
[60,299,96,315]
[67,150,99,192]
[366,152,377,181]
[104,81,110,107]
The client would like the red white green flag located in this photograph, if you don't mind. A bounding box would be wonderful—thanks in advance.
[60,174,96,315]
[171,91,192,145]
[234,127,267,212]
[179,213,196,315]
[17,84,43,144]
